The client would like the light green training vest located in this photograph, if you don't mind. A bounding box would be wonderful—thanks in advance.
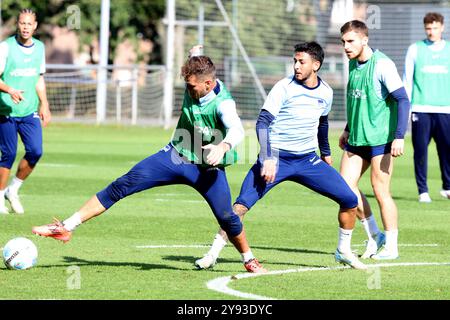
[0,36,44,117]
[346,50,398,146]
[171,81,238,167]
[412,40,450,107]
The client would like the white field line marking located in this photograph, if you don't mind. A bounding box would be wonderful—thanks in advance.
[353,243,439,247]
[39,163,79,168]
[154,199,203,203]
[207,262,450,300]
[136,244,210,249]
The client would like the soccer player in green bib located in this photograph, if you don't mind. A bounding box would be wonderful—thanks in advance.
[0,9,51,215]
[403,12,450,203]
[339,21,410,260]
[32,45,266,273]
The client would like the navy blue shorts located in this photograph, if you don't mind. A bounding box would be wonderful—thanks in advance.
[96,144,242,237]
[0,112,43,169]
[235,151,358,210]
[345,142,392,162]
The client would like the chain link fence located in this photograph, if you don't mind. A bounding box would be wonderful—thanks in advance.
[171,0,450,122]
[45,64,165,124]
[43,0,450,125]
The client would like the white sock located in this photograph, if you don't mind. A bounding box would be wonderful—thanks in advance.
[360,218,372,239]
[8,177,23,195]
[337,228,353,254]
[63,212,82,232]
[385,229,398,252]
[207,234,227,258]
[361,215,380,238]
[241,250,255,263]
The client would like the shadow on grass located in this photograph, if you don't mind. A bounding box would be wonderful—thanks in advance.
[37,256,186,271]
[364,193,414,201]
[162,255,328,270]
[252,245,330,256]
[162,246,332,270]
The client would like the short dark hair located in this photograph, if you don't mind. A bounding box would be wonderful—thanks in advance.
[181,56,216,81]
[424,12,444,25]
[18,8,37,21]
[294,41,324,70]
[340,20,368,37]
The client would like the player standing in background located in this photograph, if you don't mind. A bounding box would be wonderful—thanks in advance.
[0,9,51,215]
[339,20,410,260]
[403,12,450,203]
[32,45,267,273]
[196,42,367,270]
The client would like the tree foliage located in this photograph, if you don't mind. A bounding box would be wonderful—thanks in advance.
[1,0,165,63]
[179,0,317,62]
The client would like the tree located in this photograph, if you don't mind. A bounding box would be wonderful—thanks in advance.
[1,0,165,64]
[178,0,317,62]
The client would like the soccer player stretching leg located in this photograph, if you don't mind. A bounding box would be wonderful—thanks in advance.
[196,42,366,270]
[32,46,266,273]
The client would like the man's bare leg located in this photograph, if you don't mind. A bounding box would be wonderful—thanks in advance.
[0,167,11,213]
[335,207,367,270]
[370,154,398,260]
[340,151,384,258]
[32,195,106,242]
[6,159,36,214]
[195,204,248,269]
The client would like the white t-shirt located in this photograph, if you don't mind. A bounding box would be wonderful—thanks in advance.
[263,76,333,154]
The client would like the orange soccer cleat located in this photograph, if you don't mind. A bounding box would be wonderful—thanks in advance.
[244,258,267,273]
[32,218,72,243]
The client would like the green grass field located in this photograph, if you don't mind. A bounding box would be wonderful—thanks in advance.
[0,123,449,300]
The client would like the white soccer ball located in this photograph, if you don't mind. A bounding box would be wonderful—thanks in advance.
[2,237,38,270]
